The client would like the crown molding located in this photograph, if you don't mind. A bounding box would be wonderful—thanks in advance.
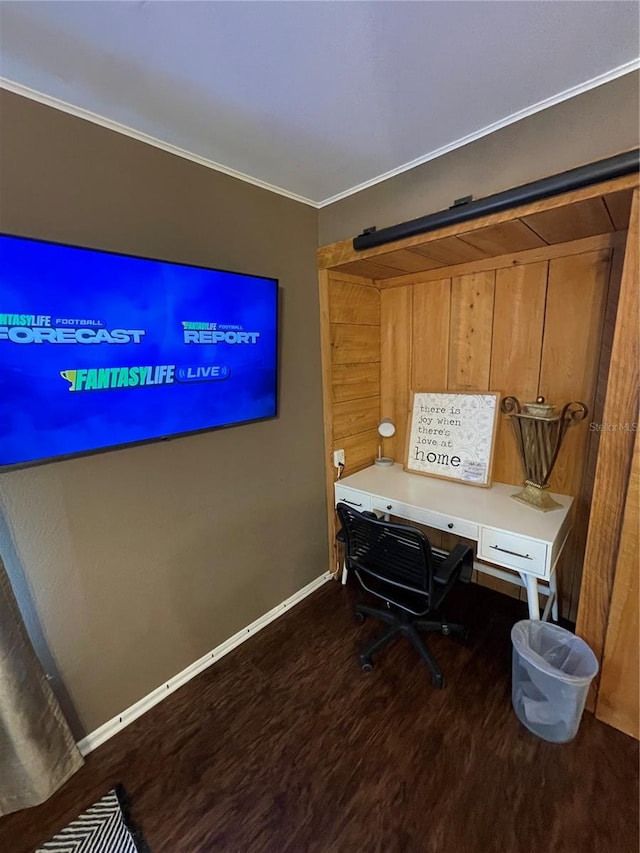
[0,77,319,209]
[2,58,638,211]
[317,59,640,208]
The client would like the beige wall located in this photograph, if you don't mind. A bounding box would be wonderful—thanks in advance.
[0,90,325,735]
[319,71,640,245]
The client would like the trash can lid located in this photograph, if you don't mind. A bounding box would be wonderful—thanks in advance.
[511,619,599,682]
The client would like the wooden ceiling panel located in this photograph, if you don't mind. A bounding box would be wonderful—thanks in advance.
[320,177,637,283]
[603,189,634,230]
[522,197,615,244]
[457,220,547,254]
[317,175,638,271]
[372,248,443,273]
[333,259,414,279]
[410,236,490,265]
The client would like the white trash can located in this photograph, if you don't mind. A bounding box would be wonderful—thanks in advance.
[511,620,599,743]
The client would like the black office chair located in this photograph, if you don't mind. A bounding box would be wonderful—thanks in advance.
[336,502,473,688]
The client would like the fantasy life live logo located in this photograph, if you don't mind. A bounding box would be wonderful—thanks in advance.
[60,364,231,392]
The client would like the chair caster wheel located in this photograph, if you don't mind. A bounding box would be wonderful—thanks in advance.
[355,610,366,623]
[360,657,373,673]
[432,674,444,688]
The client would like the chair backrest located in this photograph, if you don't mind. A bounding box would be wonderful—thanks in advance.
[336,502,435,603]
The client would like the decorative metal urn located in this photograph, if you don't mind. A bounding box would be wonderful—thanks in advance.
[500,395,589,512]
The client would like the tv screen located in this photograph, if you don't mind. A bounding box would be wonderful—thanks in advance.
[0,234,278,470]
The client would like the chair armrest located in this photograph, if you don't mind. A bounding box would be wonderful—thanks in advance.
[433,543,474,586]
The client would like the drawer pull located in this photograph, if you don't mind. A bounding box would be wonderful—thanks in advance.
[386,504,393,511]
[341,499,363,507]
[490,544,532,560]
[448,523,454,529]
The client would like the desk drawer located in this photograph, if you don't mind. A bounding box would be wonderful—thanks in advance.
[479,528,548,577]
[425,509,478,542]
[335,485,371,512]
[370,497,478,541]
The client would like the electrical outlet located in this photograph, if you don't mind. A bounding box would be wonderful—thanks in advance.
[333,449,345,467]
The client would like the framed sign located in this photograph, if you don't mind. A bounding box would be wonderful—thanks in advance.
[405,391,500,487]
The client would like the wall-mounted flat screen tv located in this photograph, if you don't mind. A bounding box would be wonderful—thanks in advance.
[0,234,278,470]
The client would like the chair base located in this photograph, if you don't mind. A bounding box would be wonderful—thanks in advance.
[355,602,467,688]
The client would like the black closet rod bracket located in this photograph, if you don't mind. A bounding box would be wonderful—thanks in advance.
[352,148,640,252]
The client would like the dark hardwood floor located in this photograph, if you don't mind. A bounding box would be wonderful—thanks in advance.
[2,580,638,853]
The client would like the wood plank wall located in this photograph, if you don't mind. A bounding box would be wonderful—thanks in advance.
[596,429,639,738]
[322,240,621,619]
[319,270,381,575]
[326,273,381,476]
[576,189,639,711]
[377,247,615,619]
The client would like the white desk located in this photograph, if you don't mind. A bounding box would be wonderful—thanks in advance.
[334,464,573,621]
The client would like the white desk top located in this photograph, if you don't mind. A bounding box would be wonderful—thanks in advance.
[337,464,572,544]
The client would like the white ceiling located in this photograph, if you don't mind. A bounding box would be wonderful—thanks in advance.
[0,1,638,207]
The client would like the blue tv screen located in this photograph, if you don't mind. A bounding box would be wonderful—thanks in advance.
[0,234,278,469]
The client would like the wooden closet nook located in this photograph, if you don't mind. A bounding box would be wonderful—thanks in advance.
[317,167,639,738]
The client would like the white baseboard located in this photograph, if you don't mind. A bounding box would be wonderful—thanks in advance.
[77,571,331,756]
